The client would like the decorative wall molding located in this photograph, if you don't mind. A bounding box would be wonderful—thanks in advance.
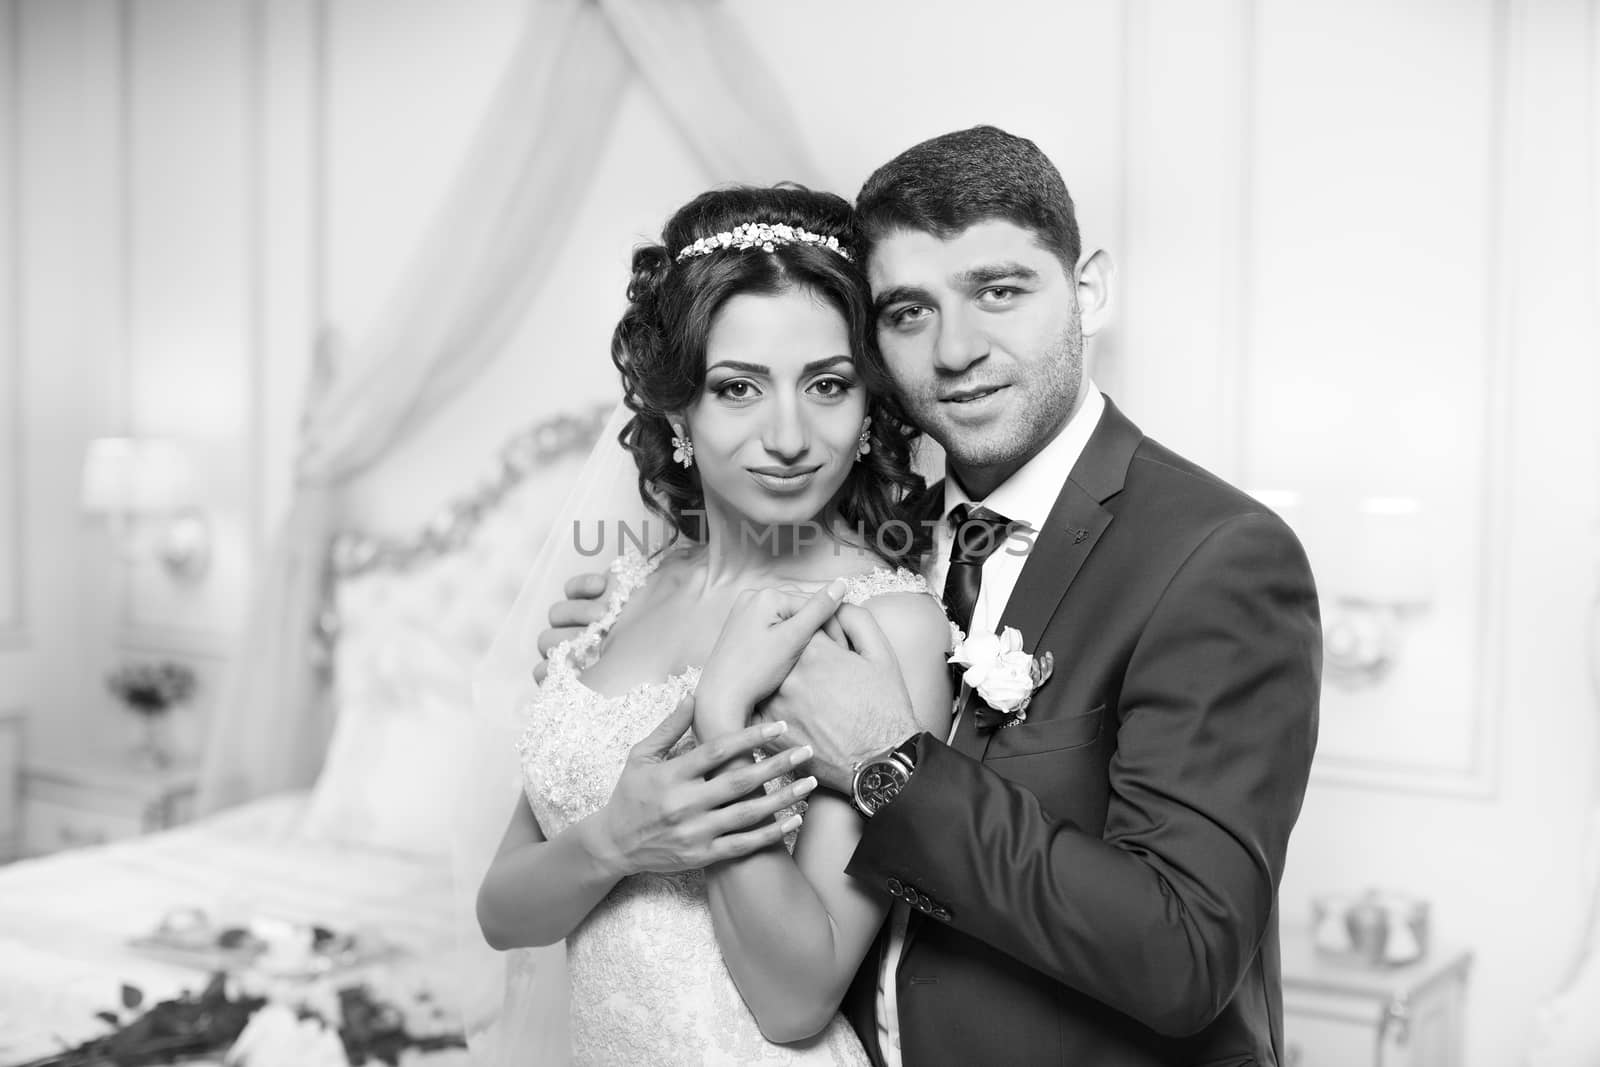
[1222,0,1256,483]
[254,0,320,556]
[111,0,133,635]
[1113,0,1257,479]
[0,0,27,651]
[245,0,267,567]
[1592,0,1600,567]
[114,0,302,648]
[1129,0,1523,798]
[1298,0,1514,799]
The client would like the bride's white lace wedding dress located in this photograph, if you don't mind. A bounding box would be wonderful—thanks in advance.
[515,550,932,1066]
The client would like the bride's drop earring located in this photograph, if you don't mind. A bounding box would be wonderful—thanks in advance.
[671,423,694,468]
[855,416,872,461]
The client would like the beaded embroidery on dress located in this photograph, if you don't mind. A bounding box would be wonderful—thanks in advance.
[515,549,936,1066]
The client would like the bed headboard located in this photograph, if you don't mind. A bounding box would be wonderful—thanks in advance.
[294,404,612,858]
[313,403,613,673]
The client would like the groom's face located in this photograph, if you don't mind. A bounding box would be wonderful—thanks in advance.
[868,219,1083,497]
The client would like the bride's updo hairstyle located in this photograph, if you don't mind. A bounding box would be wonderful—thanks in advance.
[611,184,924,564]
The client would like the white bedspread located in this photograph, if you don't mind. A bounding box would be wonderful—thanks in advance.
[0,792,458,1064]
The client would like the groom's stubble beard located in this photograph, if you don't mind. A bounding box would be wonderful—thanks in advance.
[895,304,1084,482]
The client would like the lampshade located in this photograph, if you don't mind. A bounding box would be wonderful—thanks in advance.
[80,437,193,514]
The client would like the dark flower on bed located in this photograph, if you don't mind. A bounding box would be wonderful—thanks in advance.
[106,660,197,717]
[14,973,263,1067]
[13,972,466,1067]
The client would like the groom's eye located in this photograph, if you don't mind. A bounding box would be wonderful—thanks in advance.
[977,286,1019,305]
[886,305,931,328]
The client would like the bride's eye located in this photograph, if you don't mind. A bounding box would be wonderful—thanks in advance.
[712,379,759,401]
[808,376,854,400]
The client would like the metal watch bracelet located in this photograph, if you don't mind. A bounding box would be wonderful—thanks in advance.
[849,733,925,818]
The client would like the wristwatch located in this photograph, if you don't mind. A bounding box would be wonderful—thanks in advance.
[850,733,925,818]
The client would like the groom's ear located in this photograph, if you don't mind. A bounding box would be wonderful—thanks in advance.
[1074,248,1115,338]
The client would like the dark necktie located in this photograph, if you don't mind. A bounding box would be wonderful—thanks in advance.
[941,504,1014,637]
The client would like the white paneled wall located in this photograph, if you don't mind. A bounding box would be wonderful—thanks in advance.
[0,0,317,756]
[1126,0,1520,790]
[0,2,1594,1064]
[0,2,20,651]
[2,0,129,757]
[1248,0,1507,792]
[1117,3,1599,1063]
[122,0,254,642]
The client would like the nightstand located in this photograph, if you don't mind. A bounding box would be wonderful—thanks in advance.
[1281,925,1473,1067]
[0,709,23,862]
[21,751,198,856]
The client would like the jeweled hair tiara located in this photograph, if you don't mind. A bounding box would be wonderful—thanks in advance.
[674,221,853,263]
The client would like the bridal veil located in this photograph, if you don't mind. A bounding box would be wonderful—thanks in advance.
[455,402,653,1066]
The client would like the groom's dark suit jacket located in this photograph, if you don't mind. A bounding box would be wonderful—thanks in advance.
[842,397,1321,1066]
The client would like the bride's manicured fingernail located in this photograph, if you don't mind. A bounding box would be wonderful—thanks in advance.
[789,745,814,766]
[826,577,849,601]
[793,776,818,798]
[778,814,803,834]
[763,721,788,739]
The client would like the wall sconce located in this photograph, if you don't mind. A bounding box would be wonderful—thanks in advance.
[80,437,211,582]
[1324,496,1432,688]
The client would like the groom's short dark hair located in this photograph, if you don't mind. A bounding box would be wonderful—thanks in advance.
[854,125,1081,273]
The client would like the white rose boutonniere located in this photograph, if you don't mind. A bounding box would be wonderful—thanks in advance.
[948,626,1055,730]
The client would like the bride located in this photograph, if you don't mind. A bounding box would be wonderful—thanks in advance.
[475,184,954,1064]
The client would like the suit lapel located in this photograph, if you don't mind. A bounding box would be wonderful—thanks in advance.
[948,698,989,758]
[953,398,1143,761]
[999,396,1142,640]
[998,483,1113,651]
[901,399,1145,972]
[946,482,1113,761]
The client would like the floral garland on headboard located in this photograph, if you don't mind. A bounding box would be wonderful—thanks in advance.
[310,403,614,671]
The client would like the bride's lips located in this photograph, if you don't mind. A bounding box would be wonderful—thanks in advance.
[748,465,823,493]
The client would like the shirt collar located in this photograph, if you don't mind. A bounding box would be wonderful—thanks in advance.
[942,380,1105,532]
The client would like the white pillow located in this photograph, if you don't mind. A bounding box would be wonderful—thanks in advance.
[298,621,475,859]
[299,470,566,858]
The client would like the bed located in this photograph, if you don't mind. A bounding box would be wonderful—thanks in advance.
[0,408,608,1065]
[0,794,456,1060]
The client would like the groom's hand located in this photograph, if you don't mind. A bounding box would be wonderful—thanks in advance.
[694,579,851,737]
[532,572,613,683]
[759,603,921,793]
[590,694,816,878]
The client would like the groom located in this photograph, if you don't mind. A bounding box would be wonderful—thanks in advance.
[545,126,1321,1065]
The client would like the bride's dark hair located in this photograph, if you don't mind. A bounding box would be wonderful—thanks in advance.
[611,184,925,567]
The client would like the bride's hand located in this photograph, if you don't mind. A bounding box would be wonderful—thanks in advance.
[694,579,849,740]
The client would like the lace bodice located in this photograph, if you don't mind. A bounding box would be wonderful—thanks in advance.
[514,550,935,1065]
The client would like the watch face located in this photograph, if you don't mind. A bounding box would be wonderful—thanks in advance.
[856,759,910,815]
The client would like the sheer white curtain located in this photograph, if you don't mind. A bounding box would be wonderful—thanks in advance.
[196,0,820,812]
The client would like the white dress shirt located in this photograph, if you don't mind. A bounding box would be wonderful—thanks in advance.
[873,381,1105,1066]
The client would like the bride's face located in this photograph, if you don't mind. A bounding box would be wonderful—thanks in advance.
[683,286,868,534]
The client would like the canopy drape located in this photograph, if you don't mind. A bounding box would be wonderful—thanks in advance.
[197,0,820,812]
